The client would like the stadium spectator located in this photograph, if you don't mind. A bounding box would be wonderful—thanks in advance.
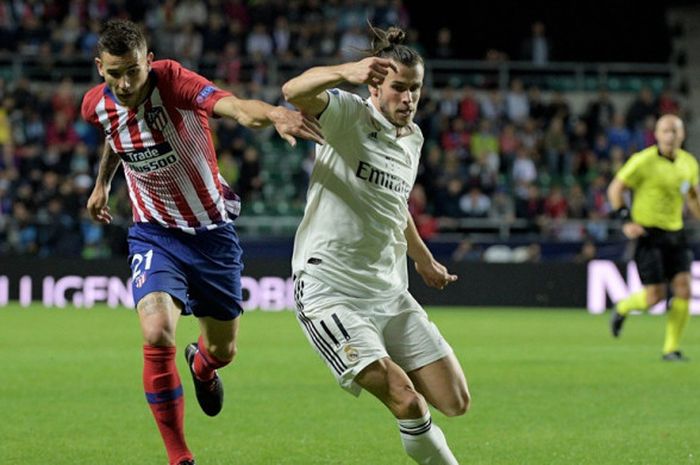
[81,19,323,465]
[451,237,482,261]
[505,78,529,124]
[520,21,550,65]
[543,116,570,178]
[527,86,549,125]
[626,86,657,130]
[480,88,506,122]
[409,183,440,240]
[460,186,491,217]
[607,112,633,153]
[586,89,615,142]
[433,26,455,59]
[608,115,698,362]
[338,24,370,60]
[657,87,681,116]
[283,24,469,465]
[574,238,598,263]
[458,85,480,128]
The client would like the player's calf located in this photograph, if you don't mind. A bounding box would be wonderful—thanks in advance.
[398,411,460,465]
[184,340,226,417]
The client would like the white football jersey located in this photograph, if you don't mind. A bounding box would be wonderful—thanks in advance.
[292,88,424,298]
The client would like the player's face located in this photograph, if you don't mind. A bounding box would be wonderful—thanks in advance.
[655,116,685,153]
[371,61,424,128]
[96,47,153,108]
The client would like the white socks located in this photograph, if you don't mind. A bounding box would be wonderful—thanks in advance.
[398,411,459,465]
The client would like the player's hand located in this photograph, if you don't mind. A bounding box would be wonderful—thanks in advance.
[87,185,113,224]
[269,106,325,146]
[343,57,398,87]
[414,257,458,290]
[622,222,645,239]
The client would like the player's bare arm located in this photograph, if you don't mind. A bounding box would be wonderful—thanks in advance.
[87,143,121,224]
[405,213,457,289]
[213,95,323,146]
[282,57,398,117]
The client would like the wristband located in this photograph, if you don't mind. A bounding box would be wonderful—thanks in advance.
[614,206,631,221]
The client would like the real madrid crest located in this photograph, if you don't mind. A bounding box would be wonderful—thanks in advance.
[343,345,359,363]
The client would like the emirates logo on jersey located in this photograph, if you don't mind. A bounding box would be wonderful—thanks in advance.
[145,107,168,132]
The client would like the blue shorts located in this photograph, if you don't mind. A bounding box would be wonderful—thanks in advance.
[127,222,244,320]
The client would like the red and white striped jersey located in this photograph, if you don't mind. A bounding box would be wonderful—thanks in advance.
[81,59,241,234]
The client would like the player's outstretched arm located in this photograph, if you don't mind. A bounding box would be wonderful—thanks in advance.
[87,143,120,224]
[282,57,398,117]
[405,213,457,290]
[213,96,324,146]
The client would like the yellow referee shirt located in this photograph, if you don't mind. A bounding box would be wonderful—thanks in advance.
[616,145,699,231]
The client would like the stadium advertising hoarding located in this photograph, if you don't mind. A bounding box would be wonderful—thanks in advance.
[587,260,700,314]
[2,258,699,312]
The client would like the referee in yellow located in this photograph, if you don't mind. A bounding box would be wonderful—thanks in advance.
[608,114,700,361]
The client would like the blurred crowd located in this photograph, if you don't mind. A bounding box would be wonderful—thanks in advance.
[409,83,685,243]
[0,0,687,258]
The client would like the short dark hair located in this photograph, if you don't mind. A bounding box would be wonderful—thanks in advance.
[368,25,423,67]
[97,19,147,56]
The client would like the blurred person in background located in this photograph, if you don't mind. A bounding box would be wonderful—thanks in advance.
[607,114,699,361]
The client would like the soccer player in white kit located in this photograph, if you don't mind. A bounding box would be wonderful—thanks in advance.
[283,25,470,465]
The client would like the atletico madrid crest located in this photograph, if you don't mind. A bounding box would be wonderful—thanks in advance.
[145,107,168,132]
[134,273,147,289]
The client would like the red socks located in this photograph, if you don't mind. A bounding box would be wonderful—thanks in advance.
[143,345,192,465]
[192,335,230,381]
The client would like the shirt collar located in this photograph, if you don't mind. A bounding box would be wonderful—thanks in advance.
[365,96,415,138]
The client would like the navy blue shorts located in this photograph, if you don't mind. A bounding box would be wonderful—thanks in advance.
[127,222,244,320]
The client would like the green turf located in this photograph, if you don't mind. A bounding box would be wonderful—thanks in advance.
[1,304,698,465]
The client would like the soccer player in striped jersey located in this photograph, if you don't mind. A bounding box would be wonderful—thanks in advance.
[82,19,322,465]
[283,25,470,465]
[608,114,700,361]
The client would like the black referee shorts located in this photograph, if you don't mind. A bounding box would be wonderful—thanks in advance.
[634,227,693,285]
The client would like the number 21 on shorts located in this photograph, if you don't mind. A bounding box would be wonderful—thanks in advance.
[132,249,154,286]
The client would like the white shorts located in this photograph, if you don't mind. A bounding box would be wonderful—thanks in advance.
[293,273,454,396]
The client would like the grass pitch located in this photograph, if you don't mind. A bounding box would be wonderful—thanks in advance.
[1,304,698,465]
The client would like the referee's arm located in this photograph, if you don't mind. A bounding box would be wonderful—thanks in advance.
[687,185,700,219]
[607,177,628,211]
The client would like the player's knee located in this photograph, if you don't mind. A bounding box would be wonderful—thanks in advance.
[439,391,470,417]
[393,388,425,419]
[672,282,691,299]
[206,341,237,363]
[141,326,176,347]
[647,288,666,306]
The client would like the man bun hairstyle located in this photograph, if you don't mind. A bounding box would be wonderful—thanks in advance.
[97,19,147,56]
[368,24,423,67]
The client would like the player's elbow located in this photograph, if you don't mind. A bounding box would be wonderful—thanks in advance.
[281,82,309,109]
[281,81,297,103]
